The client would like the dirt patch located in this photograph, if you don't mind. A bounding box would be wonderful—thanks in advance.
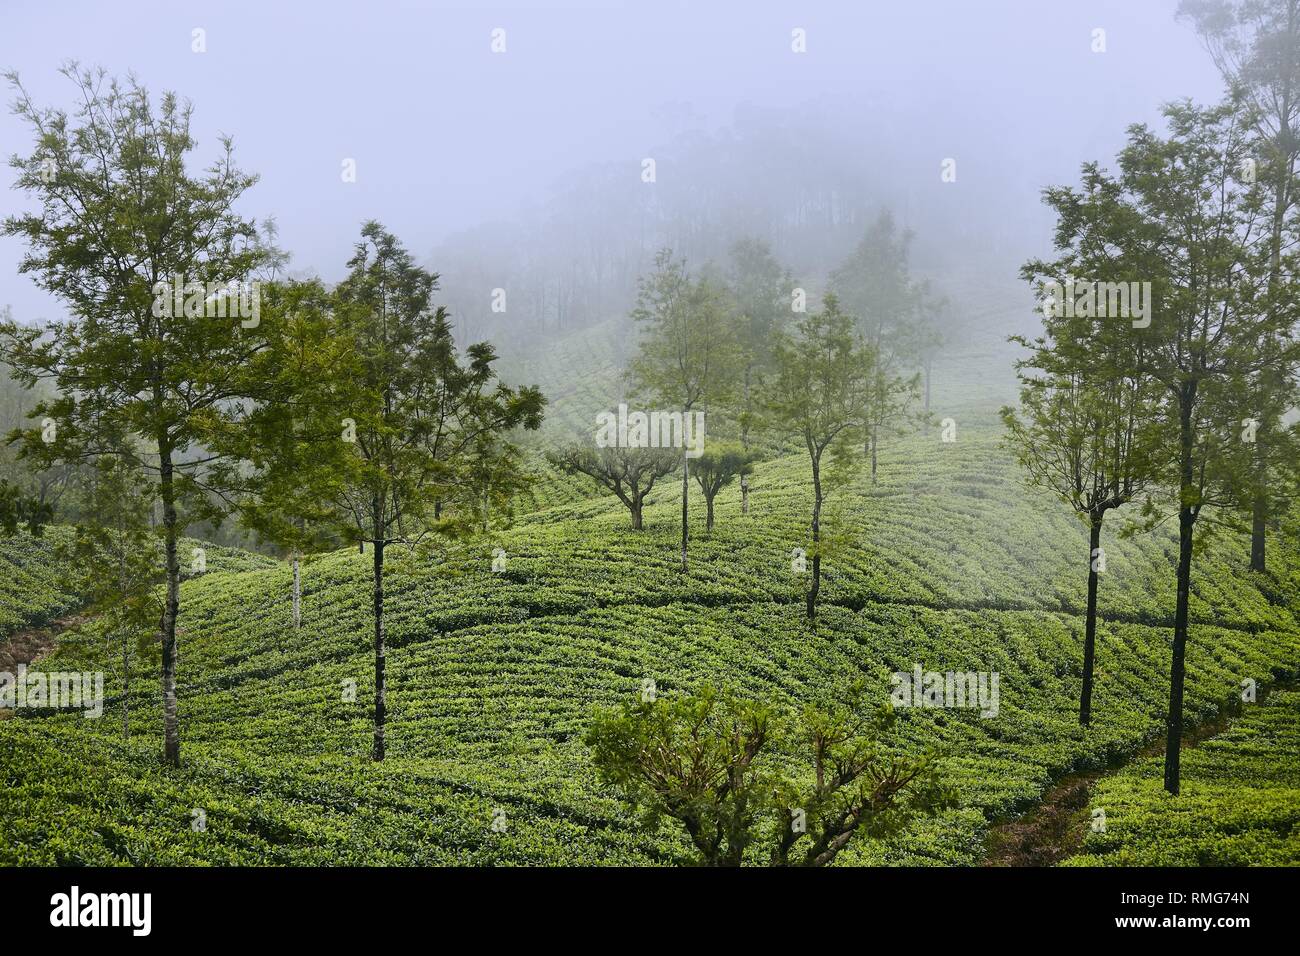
[0,614,88,671]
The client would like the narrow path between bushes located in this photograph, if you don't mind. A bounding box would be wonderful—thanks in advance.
[981,676,1300,866]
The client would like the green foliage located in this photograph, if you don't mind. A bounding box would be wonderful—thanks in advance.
[629,251,742,414]
[0,64,277,766]
[57,460,160,640]
[549,443,678,529]
[587,685,954,866]
[690,442,754,529]
[828,210,930,474]
[765,294,879,615]
[2,394,1296,866]
[324,221,546,549]
[0,479,51,537]
[629,249,744,570]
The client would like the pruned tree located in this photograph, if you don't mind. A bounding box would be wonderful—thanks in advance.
[586,685,955,867]
[550,443,678,529]
[690,442,755,531]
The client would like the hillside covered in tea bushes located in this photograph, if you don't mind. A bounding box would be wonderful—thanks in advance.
[1,331,1298,867]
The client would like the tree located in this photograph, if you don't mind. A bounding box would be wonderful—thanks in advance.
[830,210,925,481]
[864,350,921,484]
[725,238,795,513]
[0,66,270,766]
[550,444,678,530]
[223,279,352,632]
[326,222,543,761]
[1179,0,1300,571]
[913,305,948,416]
[630,251,741,571]
[0,478,51,535]
[1113,102,1296,793]
[765,295,877,618]
[586,685,954,867]
[462,431,534,534]
[1005,171,1163,723]
[691,443,755,532]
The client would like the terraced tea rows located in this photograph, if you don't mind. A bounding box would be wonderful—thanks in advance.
[2,409,1297,865]
[1067,690,1300,866]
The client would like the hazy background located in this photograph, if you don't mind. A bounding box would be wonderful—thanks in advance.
[0,0,1225,344]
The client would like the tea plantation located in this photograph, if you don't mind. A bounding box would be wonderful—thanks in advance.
[1,333,1297,866]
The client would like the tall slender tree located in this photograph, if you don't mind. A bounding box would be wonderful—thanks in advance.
[766,295,877,618]
[220,279,353,633]
[1006,169,1163,723]
[0,66,270,766]
[725,239,795,513]
[1179,0,1300,571]
[630,251,740,571]
[326,222,543,761]
[830,211,925,482]
[1110,102,1294,793]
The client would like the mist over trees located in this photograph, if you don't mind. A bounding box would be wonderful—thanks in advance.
[0,0,1298,880]
[432,106,993,358]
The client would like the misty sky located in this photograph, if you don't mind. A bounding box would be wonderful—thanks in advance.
[0,0,1226,324]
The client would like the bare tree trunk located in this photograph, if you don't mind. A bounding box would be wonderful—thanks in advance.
[291,552,302,629]
[119,551,130,741]
[122,634,130,741]
[631,498,643,530]
[680,445,689,572]
[924,356,932,414]
[159,444,181,768]
[372,528,387,762]
[807,456,822,619]
[1080,517,1102,725]
[706,492,715,532]
[1250,475,1267,572]
[741,366,751,515]
[1164,389,1196,796]
[870,426,878,484]
[1252,144,1292,572]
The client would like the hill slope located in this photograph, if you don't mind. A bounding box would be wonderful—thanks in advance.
[1,331,1298,866]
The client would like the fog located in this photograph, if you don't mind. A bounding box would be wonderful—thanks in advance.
[1,0,1225,346]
